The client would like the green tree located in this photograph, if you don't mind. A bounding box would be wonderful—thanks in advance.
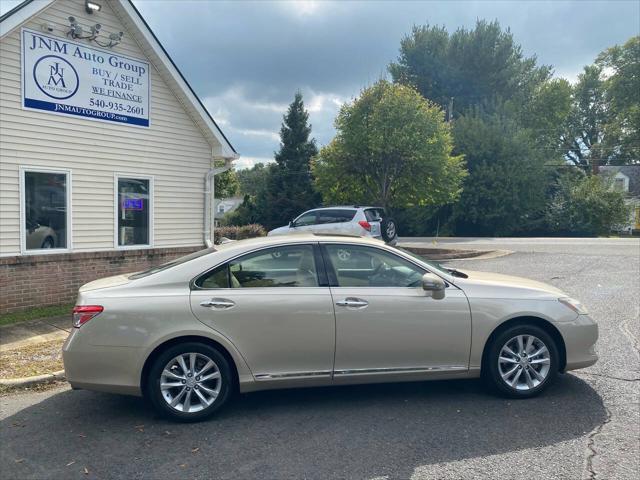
[545,171,629,235]
[561,36,639,168]
[389,20,550,117]
[313,80,466,212]
[229,93,320,229]
[213,168,239,199]
[261,92,320,228]
[597,36,640,165]
[561,65,608,169]
[235,163,272,196]
[450,112,550,235]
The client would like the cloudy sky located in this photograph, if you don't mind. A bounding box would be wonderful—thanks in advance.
[3,1,639,168]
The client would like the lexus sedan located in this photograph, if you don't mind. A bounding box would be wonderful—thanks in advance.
[63,235,598,422]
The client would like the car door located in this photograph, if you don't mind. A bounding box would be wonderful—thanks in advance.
[190,243,335,382]
[322,243,471,378]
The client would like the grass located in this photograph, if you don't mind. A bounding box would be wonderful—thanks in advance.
[0,338,64,380]
[0,303,74,327]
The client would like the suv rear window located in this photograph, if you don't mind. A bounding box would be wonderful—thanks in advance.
[364,208,385,222]
[317,209,357,224]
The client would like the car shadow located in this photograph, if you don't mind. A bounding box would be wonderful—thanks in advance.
[1,374,606,479]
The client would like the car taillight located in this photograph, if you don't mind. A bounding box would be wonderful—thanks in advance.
[358,220,371,231]
[72,305,103,328]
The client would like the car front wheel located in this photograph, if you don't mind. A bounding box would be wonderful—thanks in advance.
[484,324,558,398]
[147,342,233,422]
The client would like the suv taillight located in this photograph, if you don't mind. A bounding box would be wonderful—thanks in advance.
[72,305,103,328]
[358,220,371,231]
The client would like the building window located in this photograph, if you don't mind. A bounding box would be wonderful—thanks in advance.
[21,168,71,252]
[218,204,225,213]
[614,177,626,192]
[116,176,152,247]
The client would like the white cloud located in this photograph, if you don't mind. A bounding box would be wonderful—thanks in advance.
[234,156,274,170]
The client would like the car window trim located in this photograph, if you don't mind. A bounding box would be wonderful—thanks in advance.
[319,242,453,288]
[191,242,329,290]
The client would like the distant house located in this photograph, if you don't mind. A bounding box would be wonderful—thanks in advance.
[214,196,243,226]
[599,165,640,233]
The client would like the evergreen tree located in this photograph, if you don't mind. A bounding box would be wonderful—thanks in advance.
[261,92,320,229]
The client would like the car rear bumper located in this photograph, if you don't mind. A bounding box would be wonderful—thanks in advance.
[62,329,143,396]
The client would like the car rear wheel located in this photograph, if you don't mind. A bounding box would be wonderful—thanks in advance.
[41,237,54,249]
[381,218,397,243]
[147,342,233,422]
[484,324,558,398]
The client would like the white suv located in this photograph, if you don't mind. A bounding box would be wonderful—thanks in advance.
[267,206,398,245]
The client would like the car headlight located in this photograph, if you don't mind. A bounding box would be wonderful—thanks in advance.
[559,297,589,315]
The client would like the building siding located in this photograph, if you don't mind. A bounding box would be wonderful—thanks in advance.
[0,0,215,256]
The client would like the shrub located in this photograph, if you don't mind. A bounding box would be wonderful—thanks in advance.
[545,172,629,235]
[214,224,267,244]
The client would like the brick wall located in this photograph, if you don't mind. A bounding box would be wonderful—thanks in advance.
[0,246,203,314]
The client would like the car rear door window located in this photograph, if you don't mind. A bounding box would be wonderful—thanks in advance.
[324,244,424,287]
[317,209,356,224]
[230,245,319,287]
[196,264,230,288]
[293,211,317,226]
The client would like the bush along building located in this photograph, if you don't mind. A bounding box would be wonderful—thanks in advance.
[0,0,237,313]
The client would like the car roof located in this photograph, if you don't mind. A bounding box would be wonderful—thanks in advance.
[308,205,380,211]
[215,233,384,252]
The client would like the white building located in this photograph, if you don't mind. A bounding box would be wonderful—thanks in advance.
[599,165,640,234]
[0,0,237,313]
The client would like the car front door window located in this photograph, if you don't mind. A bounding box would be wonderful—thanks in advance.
[324,244,424,287]
[293,212,317,227]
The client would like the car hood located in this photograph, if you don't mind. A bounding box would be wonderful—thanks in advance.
[268,225,289,235]
[453,270,566,299]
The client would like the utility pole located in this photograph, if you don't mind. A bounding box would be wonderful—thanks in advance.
[447,97,454,123]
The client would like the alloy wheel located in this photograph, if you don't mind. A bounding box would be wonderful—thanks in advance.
[386,222,396,239]
[498,334,551,391]
[160,353,221,413]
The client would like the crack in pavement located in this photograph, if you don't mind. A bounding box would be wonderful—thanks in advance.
[575,372,640,383]
[582,405,612,480]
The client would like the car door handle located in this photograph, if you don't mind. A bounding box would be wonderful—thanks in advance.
[200,298,236,309]
[336,297,369,308]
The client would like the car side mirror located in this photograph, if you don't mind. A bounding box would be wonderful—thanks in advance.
[289,220,294,228]
[422,273,446,300]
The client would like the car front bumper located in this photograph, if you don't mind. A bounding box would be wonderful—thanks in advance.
[557,314,599,372]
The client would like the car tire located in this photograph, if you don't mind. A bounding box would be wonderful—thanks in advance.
[41,237,55,249]
[381,218,397,243]
[483,324,559,399]
[147,342,233,422]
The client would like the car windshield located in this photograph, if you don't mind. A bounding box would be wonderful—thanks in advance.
[129,247,217,279]
[396,247,452,278]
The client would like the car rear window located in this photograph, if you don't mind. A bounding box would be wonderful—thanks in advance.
[364,208,385,222]
[317,209,357,224]
[129,247,217,279]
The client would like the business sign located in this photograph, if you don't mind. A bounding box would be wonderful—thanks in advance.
[122,197,144,210]
[22,28,150,127]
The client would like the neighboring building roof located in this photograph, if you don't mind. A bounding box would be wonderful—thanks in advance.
[214,196,243,219]
[1,0,238,159]
[600,165,640,196]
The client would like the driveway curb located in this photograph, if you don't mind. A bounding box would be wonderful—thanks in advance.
[0,370,65,388]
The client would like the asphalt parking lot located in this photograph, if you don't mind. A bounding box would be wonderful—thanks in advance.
[1,238,638,479]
